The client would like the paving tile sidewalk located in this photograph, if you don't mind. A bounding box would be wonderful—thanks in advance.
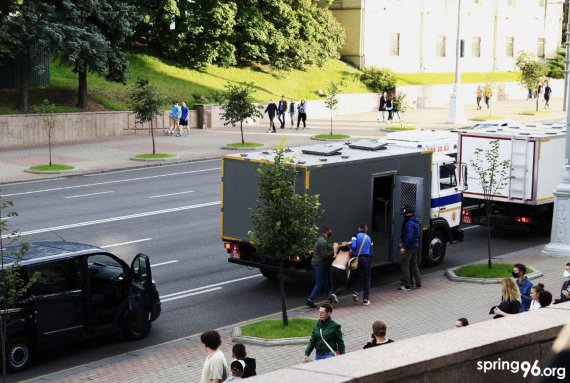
[25,246,568,383]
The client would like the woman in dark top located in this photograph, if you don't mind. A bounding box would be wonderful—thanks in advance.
[493,278,521,319]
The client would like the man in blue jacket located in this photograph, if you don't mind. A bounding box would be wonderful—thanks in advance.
[398,205,421,291]
[351,224,373,306]
[513,263,533,312]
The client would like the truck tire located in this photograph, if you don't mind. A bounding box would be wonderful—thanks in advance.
[260,268,278,281]
[423,230,447,266]
[6,336,33,372]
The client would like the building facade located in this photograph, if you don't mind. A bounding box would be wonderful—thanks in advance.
[330,0,563,72]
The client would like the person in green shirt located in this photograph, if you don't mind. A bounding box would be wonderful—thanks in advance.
[306,226,335,308]
[303,303,345,361]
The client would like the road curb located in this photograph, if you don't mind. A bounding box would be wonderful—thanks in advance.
[444,264,543,284]
[221,145,267,151]
[24,169,76,175]
[130,156,180,161]
[231,325,310,346]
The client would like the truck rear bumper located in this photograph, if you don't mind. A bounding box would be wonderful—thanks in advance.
[227,258,311,276]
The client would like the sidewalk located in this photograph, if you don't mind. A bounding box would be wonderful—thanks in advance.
[1,98,565,184]
[23,246,567,383]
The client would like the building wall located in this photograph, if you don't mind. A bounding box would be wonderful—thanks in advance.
[332,0,563,72]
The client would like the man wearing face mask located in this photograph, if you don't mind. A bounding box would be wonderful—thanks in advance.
[554,263,570,304]
[513,263,533,312]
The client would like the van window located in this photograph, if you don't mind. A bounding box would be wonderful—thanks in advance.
[88,254,122,269]
[28,259,81,296]
[439,164,457,190]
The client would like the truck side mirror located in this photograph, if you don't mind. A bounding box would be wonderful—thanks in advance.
[461,163,468,191]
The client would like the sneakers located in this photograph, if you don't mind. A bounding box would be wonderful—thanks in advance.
[176,133,181,137]
[352,293,359,303]
[266,129,272,133]
[411,284,422,289]
[362,300,370,306]
[330,294,339,304]
[306,299,317,309]
[397,285,410,291]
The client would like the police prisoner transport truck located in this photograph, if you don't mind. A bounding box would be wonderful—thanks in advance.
[221,140,463,278]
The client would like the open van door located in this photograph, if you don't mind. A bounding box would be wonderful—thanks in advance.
[125,253,153,339]
[393,176,424,263]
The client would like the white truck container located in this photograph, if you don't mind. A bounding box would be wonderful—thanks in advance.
[457,126,566,231]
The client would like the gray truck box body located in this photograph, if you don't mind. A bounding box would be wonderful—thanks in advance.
[221,143,433,271]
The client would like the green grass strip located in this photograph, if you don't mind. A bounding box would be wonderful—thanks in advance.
[455,263,533,278]
[226,142,264,148]
[471,115,505,121]
[383,126,416,131]
[313,134,351,140]
[241,318,315,339]
[396,71,521,86]
[135,153,176,159]
[29,164,74,171]
[520,110,551,116]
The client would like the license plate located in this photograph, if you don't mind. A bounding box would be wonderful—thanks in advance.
[463,216,472,224]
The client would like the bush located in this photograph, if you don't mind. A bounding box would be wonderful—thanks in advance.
[360,66,397,93]
[547,50,565,79]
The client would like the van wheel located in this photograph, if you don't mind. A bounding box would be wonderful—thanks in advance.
[6,337,32,372]
[260,268,278,281]
[124,311,152,340]
[423,230,446,267]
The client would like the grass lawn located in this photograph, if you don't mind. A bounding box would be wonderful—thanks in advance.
[471,115,505,121]
[134,153,176,159]
[29,164,74,171]
[455,263,534,278]
[520,110,550,116]
[313,133,351,140]
[241,318,315,339]
[226,142,264,148]
[396,72,521,86]
[383,125,416,131]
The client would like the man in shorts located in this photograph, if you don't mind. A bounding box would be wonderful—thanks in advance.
[178,101,190,137]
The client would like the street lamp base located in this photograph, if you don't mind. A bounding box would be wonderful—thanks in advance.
[545,168,570,258]
[543,242,570,257]
[447,92,465,124]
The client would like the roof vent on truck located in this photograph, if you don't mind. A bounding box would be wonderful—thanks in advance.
[301,144,343,156]
[348,140,388,151]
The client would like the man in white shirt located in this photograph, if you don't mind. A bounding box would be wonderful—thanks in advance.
[200,330,229,383]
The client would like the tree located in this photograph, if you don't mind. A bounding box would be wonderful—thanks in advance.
[0,194,38,380]
[250,147,322,326]
[547,50,565,79]
[324,81,342,135]
[55,0,136,109]
[34,99,57,166]
[220,82,262,145]
[130,78,165,155]
[127,0,178,56]
[515,52,548,112]
[469,140,512,268]
[392,93,409,127]
[359,67,397,94]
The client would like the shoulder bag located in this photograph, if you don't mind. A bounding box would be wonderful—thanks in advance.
[320,328,338,357]
[348,235,367,271]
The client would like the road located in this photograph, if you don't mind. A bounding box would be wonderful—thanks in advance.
[0,160,550,381]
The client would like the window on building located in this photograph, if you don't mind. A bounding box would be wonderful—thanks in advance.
[472,37,481,58]
[390,33,400,56]
[437,36,447,57]
[537,38,545,58]
[506,37,514,57]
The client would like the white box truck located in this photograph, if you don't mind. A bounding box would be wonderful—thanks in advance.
[458,126,566,231]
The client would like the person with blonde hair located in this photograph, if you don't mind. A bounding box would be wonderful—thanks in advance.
[493,278,521,318]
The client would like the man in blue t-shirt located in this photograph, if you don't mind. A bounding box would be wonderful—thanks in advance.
[351,224,373,306]
[178,101,190,137]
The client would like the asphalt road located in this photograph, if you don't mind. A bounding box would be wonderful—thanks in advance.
[0,161,550,381]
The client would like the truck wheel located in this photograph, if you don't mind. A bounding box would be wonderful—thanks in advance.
[6,337,33,372]
[260,268,278,281]
[423,230,447,267]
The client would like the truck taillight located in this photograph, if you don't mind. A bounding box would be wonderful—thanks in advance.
[515,216,532,224]
[227,243,240,259]
[462,209,472,224]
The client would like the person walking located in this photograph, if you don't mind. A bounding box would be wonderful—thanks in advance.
[178,101,190,137]
[544,82,552,109]
[166,101,181,135]
[328,241,351,304]
[277,96,287,129]
[264,100,278,133]
[385,95,394,122]
[303,303,345,362]
[475,86,484,110]
[513,263,533,312]
[288,98,296,128]
[306,226,334,308]
[397,205,421,291]
[351,224,373,306]
[297,99,307,129]
[484,85,493,110]
[492,278,521,318]
[200,330,229,383]
[363,320,394,349]
[378,92,387,122]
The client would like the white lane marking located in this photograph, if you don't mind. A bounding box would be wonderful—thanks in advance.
[160,274,263,299]
[152,260,179,267]
[148,191,194,199]
[1,201,221,239]
[1,168,220,197]
[160,287,222,303]
[101,238,153,248]
[84,159,220,177]
[65,191,115,199]
[462,225,481,231]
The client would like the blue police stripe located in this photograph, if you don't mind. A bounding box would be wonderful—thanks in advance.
[431,193,462,208]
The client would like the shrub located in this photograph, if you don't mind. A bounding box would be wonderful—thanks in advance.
[547,50,565,79]
[360,66,397,93]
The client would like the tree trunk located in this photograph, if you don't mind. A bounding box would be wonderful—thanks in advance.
[151,119,156,155]
[486,202,492,268]
[279,259,288,326]
[18,48,30,113]
[48,133,52,166]
[330,112,333,135]
[240,122,245,144]
[536,93,539,112]
[77,69,88,109]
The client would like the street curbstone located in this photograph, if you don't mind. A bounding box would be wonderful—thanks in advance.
[231,325,310,346]
[444,264,543,284]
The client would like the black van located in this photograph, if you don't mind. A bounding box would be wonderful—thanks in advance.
[1,241,161,372]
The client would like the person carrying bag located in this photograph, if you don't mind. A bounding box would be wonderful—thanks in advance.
[303,303,345,362]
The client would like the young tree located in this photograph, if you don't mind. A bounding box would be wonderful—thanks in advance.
[469,140,513,268]
[220,82,261,145]
[34,99,57,166]
[250,147,322,326]
[0,194,38,378]
[392,93,409,127]
[130,78,165,155]
[515,52,548,112]
[324,81,342,135]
